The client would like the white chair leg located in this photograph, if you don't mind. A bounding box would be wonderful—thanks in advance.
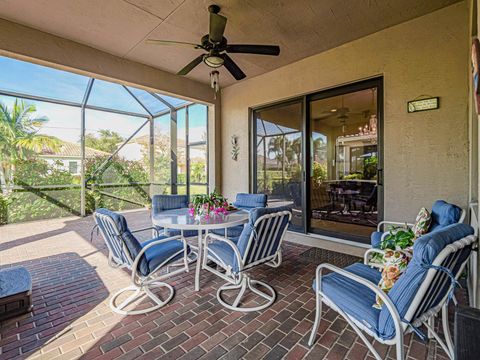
[427,316,435,339]
[441,303,454,358]
[217,276,276,312]
[308,291,322,346]
[110,281,174,315]
[395,332,405,360]
[232,278,248,308]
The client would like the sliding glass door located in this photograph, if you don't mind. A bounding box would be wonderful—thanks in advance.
[252,78,383,243]
[307,80,382,243]
[253,100,304,231]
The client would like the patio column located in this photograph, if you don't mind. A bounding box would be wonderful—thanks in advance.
[80,78,94,217]
[170,109,178,194]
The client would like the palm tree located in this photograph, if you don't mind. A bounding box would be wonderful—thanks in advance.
[0,99,60,195]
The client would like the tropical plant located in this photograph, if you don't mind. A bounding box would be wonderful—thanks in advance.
[0,99,60,195]
[363,154,378,180]
[267,136,284,168]
[85,129,124,153]
[380,225,415,250]
[312,161,327,183]
[190,161,206,183]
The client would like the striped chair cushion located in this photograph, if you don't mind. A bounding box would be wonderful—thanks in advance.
[152,195,198,237]
[378,223,474,340]
[312,263,381,335]
[207,206,291,272]
[429,200,462,231]
[152,195,189,213]
[233,193,268,209]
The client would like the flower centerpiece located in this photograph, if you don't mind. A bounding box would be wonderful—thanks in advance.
[188,191,229,220]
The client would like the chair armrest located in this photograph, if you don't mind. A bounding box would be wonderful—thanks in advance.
[131,235,184,280]
[204,233,243,269]
[377,221,414,232]
[314,263,403,335]
[131,226,158,234]
[364,248,386,265]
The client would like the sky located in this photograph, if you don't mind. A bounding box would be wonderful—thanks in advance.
[0,56,207,145]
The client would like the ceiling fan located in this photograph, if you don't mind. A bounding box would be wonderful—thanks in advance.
[146,4,280,86]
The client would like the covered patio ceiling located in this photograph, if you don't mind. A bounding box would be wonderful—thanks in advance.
[0,0,462,86]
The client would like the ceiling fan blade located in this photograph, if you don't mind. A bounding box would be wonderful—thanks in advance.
[226,44,280,56]
[223,54,246,80]
[209,12,227,43]
[177,55,204,76]
[145,39,203,49]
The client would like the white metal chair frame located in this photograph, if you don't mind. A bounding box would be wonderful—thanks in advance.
[95,213,190,315]
[375,209,466,245]
[202,211,291,312]
[308,234,477,360]
[367,209,467,269]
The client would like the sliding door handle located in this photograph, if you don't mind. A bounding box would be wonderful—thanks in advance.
[377,169,383,186]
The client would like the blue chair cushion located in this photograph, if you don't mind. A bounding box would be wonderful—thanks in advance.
[142,237,190,276]
[235,206,291,270]
[207,240,238,271]
[211,225,245,239]
[208,206,291,273]
[152,195,189,214]
[371,231,383,248]
[233,193,267,209]
[378,223,474,340]
[313,263,381,335]
[155,227,199,238]
[429,200,462,231]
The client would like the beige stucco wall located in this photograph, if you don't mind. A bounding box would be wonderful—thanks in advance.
[221,2,470,222]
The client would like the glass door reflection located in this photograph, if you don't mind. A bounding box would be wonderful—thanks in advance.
[309,87,379,242]
[254,101,304,231]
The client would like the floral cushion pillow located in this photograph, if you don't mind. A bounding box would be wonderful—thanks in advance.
[412,207,431,238]
[373,207,430,308]
[373,249,413,309]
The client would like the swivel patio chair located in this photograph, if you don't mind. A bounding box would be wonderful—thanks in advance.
[203,206,291,312]
[211,193,268,240]
[370,200,466,249]
[151,194,198,238]
[94,208,191,315]
[308,223,476,360]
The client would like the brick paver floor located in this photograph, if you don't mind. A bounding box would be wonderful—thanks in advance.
[0,210,453,359]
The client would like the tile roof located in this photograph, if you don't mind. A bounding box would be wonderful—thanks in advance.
[39,140,110,158]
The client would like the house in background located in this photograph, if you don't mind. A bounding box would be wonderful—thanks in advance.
[39,140,110,175]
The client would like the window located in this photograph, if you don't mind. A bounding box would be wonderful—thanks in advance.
[69,161,78,174]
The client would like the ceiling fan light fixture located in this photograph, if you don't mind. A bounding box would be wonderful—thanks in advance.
[203,54,224,68]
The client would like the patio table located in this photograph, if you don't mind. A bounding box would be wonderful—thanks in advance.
[152,208,249,291]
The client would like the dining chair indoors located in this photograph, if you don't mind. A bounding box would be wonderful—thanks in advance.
[203,206,291,312]
[94,208,191,315]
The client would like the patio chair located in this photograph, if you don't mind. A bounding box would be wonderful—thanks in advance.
[203,206,291,312]
[151,194,198,238]
[211,193,268,240]
[94,208,191,315]
[370,200,466,249]
[308,223,476,360]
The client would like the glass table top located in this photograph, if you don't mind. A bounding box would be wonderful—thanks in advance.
[152,208,249,230]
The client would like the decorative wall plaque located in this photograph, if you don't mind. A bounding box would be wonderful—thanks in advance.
[407,97,439,113]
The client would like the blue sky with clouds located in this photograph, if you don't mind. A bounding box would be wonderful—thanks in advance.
[0,56,207,144]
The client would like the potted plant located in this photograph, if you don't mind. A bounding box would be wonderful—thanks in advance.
[189,191,229,220]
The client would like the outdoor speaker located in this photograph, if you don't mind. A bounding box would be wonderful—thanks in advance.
[455,306,480,360]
